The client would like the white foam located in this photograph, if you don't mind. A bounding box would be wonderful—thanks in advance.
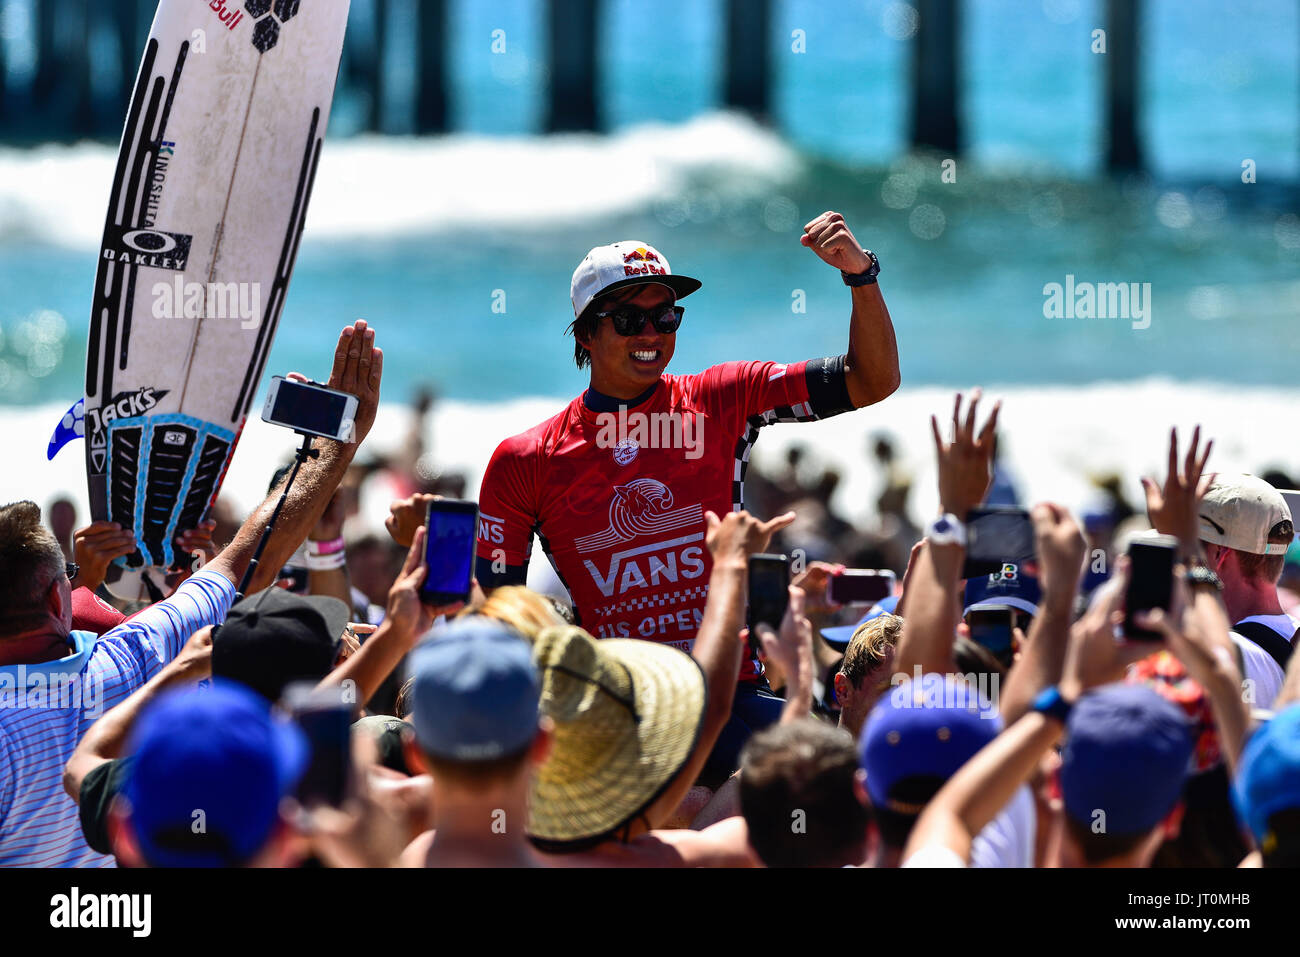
[17,379,1300,542]
[0,112,802,248]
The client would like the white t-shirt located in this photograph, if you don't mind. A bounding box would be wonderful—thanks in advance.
[1230,613,1298,710]
[901,785,1037,868]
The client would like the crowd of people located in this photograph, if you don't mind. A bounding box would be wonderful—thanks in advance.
[3,215,1300,870]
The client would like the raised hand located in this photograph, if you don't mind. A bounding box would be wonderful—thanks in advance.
[385,493,440,548]
[704,509,796,564]
[1029,502,1086,604]
[931,390,1001,518]
[327,319,384,446]
[800,211,873,274]
[72,521,137,591]
[1059,559,1159,701]
[1141,425,1214,553]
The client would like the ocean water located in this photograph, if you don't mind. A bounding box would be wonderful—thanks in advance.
[0,0,1298,529]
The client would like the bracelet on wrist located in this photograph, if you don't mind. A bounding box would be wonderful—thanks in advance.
[303,550,347,572]
[306,536,346,557]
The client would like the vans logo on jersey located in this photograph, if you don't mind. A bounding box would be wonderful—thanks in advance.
[574,478,703,553]
[583,532,707,598]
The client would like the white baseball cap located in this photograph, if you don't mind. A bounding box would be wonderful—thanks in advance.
[569,241,702,322]
[1199,473,1294,555]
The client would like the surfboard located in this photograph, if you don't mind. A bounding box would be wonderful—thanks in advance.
[83,0,350,599]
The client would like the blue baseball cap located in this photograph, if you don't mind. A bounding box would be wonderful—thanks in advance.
[1233,703,1300,846]
[1060,684,1194,835]
[408,617,541,761]
[821,595,899,650]
[124,681,307,868]
[859,673,1000,814]
[963,563,1041,618]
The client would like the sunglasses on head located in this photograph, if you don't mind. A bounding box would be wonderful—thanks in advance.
[595,303,684,337]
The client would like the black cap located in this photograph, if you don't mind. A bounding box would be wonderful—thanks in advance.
[211,587,350,704]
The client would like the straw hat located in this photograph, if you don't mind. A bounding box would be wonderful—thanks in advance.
[527,626,706,849]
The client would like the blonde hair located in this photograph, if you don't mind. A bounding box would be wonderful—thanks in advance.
[838,613,902,689]
[465,585,564,642]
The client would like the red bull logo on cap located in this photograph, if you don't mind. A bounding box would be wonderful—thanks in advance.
[622,247,661,264]
[623,245,667,277]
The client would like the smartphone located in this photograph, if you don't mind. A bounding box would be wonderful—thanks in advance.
[283,682,353,808]
[829,569,896,604]
[420,499,479,605]
[963,507,1036,578]
[261,376,359,442]
[1124,535,1178,641]
[967,609,1015,657]
[747,554,790,659]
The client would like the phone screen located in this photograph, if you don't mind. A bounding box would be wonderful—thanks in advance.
[963,507,1036,578]
[265,378,353,440]
[285,684,352,808]
[747,554,790,659]
[421,500,478,605]
[829,570,895,604]
[1124,537,1178,641]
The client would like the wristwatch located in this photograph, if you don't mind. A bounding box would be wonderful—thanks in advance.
[1031,685,1074,725]
[841,249,880,286]
[927,513,966,548]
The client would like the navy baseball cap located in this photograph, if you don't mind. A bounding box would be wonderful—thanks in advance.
[859,673,1000,814]
[821,595,899,650]
[1061,684,1194,835]
[1233,704,1300,846]
[963,563,1041,618]
[408,617,541,761]
[123,681,307,868]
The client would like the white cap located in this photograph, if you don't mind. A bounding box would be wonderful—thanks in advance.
[1199,473,1293,555]
[569,241,701,322]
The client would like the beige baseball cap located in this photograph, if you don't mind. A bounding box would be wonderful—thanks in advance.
[1198,473,1293,555]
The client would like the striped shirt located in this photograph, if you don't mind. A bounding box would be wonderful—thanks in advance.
[0,570,235,867]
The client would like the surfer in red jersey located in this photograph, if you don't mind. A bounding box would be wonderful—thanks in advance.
[475,211,901,785]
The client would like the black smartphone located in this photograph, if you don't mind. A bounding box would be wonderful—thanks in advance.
[747,554,790,659]
[1124,535,1178,641]
[284,682,353,808]
[828,569,896,604]
[963,507,1036,578]
[421,499,479,605]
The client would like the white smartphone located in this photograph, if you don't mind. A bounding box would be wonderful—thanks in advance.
[261,376,359,442]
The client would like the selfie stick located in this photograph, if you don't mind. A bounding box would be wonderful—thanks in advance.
[235,431,319,602]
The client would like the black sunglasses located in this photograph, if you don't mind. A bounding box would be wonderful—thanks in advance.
[595,304,684,337]
[65,562,79,582]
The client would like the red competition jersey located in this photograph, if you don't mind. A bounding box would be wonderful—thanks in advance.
[476,357,854,679]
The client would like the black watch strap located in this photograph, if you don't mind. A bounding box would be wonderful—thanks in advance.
[841,249,880,286]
